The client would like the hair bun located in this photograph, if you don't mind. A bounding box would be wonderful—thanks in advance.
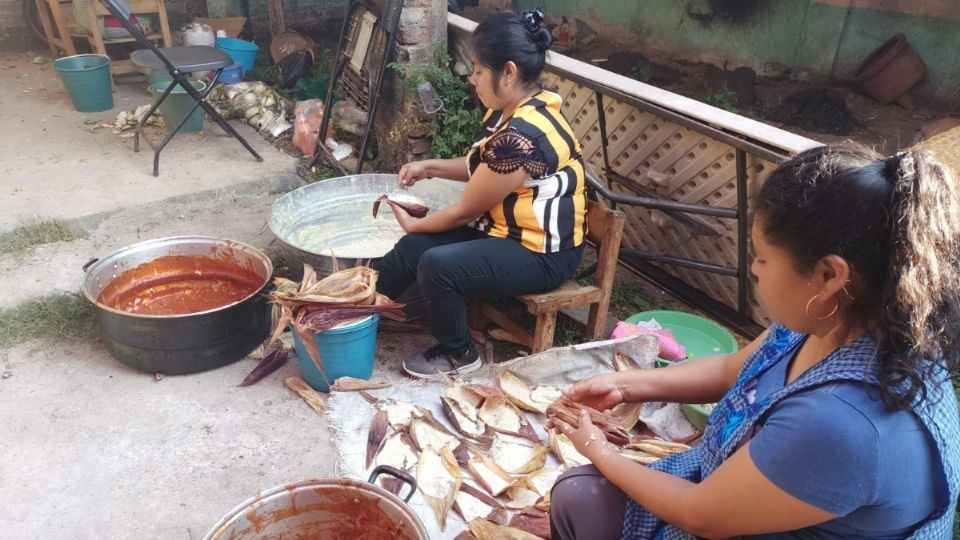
[533,27,553,52]
[520,8,551,52]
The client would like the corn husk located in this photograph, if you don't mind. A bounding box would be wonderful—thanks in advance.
[468,518,542,540]
[505,486,541,509]
[410,409,461,454]
[499,370,563,416]
[441,396,490,442]
[373,431,420,471]
[331,376,391,392]
[361,393,424,429]
[613,351,642,371]
[441,378,485,409]
[546,397,631,446]
[549,431,591,468]
[467,454,516,497]
[609,352,644,431]
[619,448,660,465]
[479,395,541,442]
[463,382,502,400]
[454,483,507,524]
[508,507,552,539]
[285,376,326,414]
[366,410,390,469]
[417,447,463,531]
[373,193,429,218]
[534,491,551,512]
[489,434,548,474]
[624,438,691,458]
[523,466,564,496]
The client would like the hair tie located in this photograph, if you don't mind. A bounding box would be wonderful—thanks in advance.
[520,8,545,34]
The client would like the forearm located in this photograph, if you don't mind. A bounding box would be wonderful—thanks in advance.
[423,158,470,182]
[615,355,731,405]
[408,203,477,233]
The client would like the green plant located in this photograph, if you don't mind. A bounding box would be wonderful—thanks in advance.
[390,46,483,158]
[0,216,87,255]
[701,84,739,113]
[0,292,97,347]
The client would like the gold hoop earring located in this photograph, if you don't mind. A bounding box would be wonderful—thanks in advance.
[841,282,855,301]
[805,294,839,320]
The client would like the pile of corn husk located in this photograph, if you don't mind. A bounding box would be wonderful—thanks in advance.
[103,105,165,135]
[267,263,406,387]
[207,81,289,133]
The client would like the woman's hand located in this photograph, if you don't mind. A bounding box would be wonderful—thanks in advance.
[562,376,627,412]
[398,161,429,189]
[386,201,421,233]
[550,410,615,462]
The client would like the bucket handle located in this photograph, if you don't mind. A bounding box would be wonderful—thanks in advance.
[368,465,417,503]
[82,257,100,273]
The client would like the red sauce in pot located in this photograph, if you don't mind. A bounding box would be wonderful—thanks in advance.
[97,255,265,316]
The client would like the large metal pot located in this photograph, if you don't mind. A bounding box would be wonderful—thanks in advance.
[81,236,272,375]
[269,173,463,277]
[204,466,429,540]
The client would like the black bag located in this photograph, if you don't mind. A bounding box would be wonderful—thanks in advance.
[278,50,314,89]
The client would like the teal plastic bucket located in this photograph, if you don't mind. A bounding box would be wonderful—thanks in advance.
[292,315,380,392]
[53,54,113,112]
[215,37,259,74]
[147,80,206,133]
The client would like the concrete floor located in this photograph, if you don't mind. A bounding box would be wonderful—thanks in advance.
[0,51,364,538]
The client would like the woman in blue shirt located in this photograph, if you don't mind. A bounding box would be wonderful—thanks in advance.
[548,144,960,539]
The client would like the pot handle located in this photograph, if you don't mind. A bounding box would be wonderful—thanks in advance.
[368,465,417,503]
[82,257,100,273]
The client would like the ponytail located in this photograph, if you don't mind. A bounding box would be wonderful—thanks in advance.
[875,149,960,409]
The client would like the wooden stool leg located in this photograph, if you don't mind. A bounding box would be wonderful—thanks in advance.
[532,311,557,353]
[586,302,610,341]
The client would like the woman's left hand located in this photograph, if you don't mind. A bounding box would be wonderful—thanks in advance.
[387,201,421,233]
[550,409,610,462]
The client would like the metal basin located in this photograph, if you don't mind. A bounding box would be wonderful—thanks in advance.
[81,236,272,375]
[269,174,463,276]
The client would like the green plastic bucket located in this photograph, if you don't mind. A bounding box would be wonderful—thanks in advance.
[291,315,380,392]
[53,54,113,112]
[147,80,207,133]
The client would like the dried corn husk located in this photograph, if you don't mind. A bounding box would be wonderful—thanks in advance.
[523,466,564,496]
[361,393,424,429]
[489,434,548,474]
[499,371,562,416]
[331,376,391,392]
[609,352,645,432]
[505,486,541,509]
[441,378,485,409]
[463,382,502,399]
[619,448,660,465]
[508,507,552,539]
[468,518,542,540]
[479,395,541,442]
[624,438,691,458]
[410,409,461,454]
[373,431,419,471]
[467,454,516,497]
[534,491,551,512]
[366,410,390,469]
[372,193,429,218]
[285,376,326,414]
[546,397,630,446]
[454,483,507,524]
[441,396,490,441]
[417,447,463,531]
[548,431,590,468]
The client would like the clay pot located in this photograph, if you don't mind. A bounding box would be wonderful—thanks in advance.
[854,33,927,109]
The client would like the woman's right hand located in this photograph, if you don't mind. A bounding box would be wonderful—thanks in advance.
[563,375,627,412]
[398,160,429,189]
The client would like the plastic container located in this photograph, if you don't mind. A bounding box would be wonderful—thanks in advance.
[219,61,244,84]
[625,310,738,362]
[54,54,113,112]
[147,80,207,133]
[215,37,259,74]
[146,69,173,88]
[291,315,380,392]
[183,22,215,46]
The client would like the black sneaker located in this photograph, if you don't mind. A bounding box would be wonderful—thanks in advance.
[402,343,481,380]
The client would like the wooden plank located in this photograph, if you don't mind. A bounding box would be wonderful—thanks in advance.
[532,311,557,353]
[519,284,602,314]
[267,0,285,36]
[480,304,534,349]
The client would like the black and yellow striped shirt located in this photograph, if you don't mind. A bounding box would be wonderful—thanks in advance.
[466,90,587,253]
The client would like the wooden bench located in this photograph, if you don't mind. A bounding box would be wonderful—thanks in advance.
[472,199,626,353]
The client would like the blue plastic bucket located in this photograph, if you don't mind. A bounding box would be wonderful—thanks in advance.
[220,61,244,84]
[147,80,207,133]
[292,315,380,392]
[215,37,259,74]
[53,54,113,112]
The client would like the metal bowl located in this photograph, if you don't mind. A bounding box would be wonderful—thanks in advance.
[81,236,273,375]
[269,174,463,276]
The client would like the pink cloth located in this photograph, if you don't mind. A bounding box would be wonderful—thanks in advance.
[611,321,686,361]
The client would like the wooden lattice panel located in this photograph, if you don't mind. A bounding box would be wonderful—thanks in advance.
[547,75,775,323]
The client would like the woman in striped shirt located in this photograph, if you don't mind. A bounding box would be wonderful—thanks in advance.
[374,9,587,379]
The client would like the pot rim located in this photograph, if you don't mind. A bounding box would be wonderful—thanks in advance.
[81,235,273,319]
[854,32,907,82]
[203,476,429,540]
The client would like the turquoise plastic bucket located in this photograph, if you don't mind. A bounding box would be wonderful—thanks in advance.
[147,80,206,133]
[215,37,259,74]
[53,54,113,112]
[292,315,380,392]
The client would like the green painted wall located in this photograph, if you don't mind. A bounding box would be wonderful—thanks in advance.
[513,0,960,101]
[210,0,347,37]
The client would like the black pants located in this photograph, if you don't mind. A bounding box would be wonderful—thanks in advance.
[551,465,628,540]
[373,227,582,353]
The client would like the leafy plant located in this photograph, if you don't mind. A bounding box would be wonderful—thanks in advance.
[701,84,738,113]
[390,46,483,159]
